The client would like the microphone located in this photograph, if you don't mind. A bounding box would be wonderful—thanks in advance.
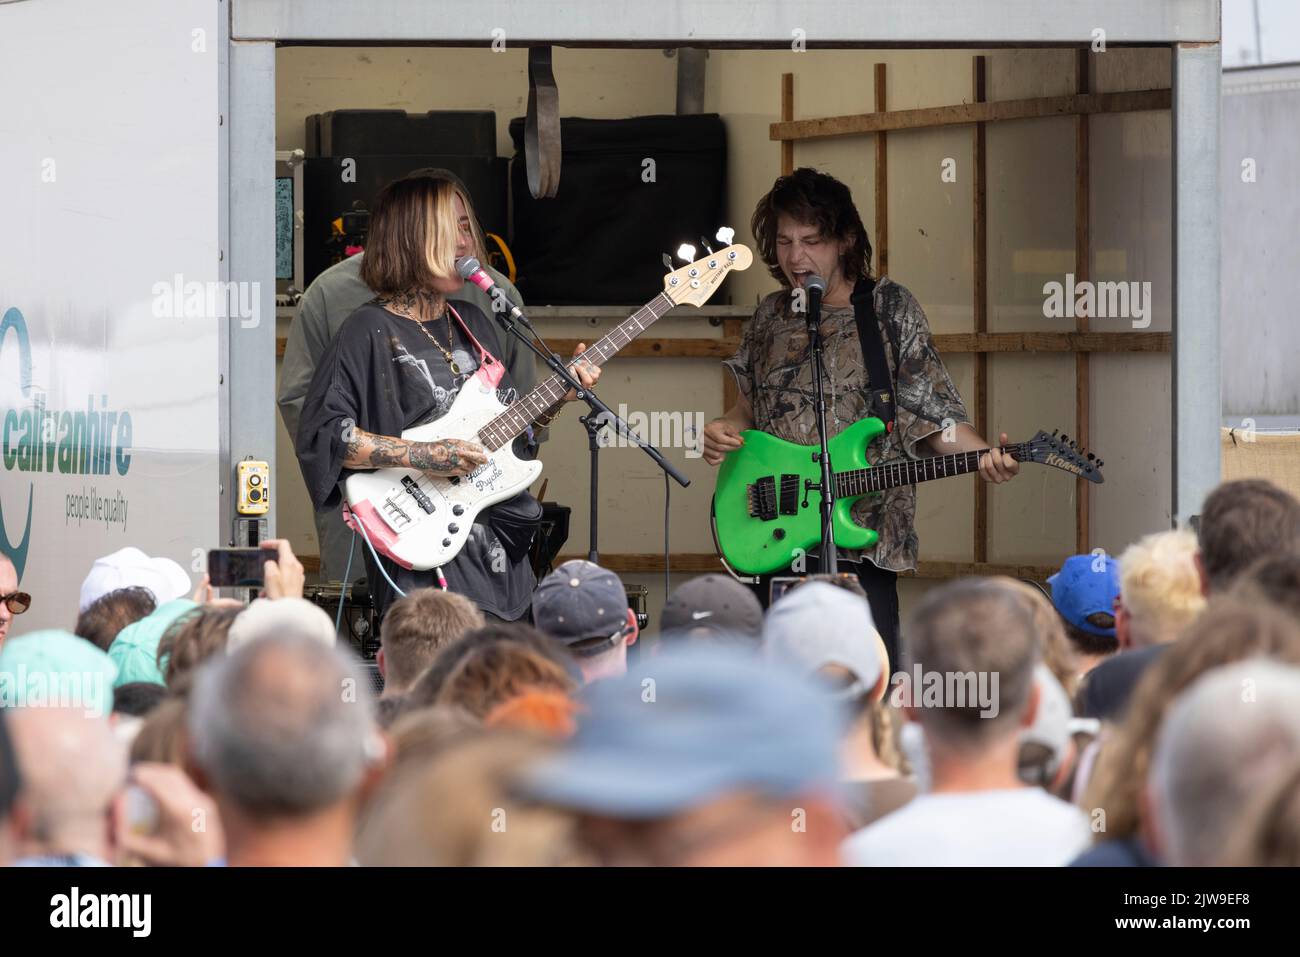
[455,255,526,324]
[804,274,826,325]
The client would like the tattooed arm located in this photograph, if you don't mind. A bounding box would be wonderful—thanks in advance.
[342,427,488,477]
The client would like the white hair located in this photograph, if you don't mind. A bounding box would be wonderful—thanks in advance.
[188,632,377,816]
[1119,529,1205,647]
[1150,658,1300,865]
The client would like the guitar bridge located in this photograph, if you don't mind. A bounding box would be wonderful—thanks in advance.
[380,496,413,530]
[747,476,778,521]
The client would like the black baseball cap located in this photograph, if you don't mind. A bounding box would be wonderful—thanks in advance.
[660,574,764,643]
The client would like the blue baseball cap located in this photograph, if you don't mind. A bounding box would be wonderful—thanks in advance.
[518,644,844,818]
[1049,554,1120,638]
[107,598,198,687]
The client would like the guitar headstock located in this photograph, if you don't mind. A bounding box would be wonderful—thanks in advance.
[1020,430,1105,484]
[662,238,753,307]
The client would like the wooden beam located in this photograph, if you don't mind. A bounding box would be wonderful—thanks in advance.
[874,62,889,277]
[1075,48,1092,555]
[545,552,1060,581]
[557,553,723,574]
[548,337,740,359]
[770,88,1171,142]
[973,55,988,566]
[276,331,1168,359]
[780,72,794,175]
[904,560,1060,581]
[932,331,1171,353]
[305,551,1051,582]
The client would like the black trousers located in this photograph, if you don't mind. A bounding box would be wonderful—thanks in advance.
[750,558,900,674]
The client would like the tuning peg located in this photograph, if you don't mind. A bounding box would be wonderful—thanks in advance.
[699,236,715,255]
[1087,452,1095,460]
[715,226,736,245]
[1097,460,1104,468]
[662,253,674,273]
[1061,433,1069,442]
[1052,429,1059,437]
[676,243,697,263]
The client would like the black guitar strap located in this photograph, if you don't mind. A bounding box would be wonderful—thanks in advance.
[849,276,897,433]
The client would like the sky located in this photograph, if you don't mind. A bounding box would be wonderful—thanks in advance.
[1222,0,1300,67]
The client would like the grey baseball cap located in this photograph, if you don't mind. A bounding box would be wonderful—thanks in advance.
[532,560,629,657]
[659,574,764,643]
[518,644,843,818]
[762,582,884,700]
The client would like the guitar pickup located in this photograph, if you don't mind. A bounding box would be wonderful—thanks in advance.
[747,476,778,521]
[400,475,436,514]
[779,474,800,515]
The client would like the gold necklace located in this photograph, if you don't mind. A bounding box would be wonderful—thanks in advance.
[382,294,462,375]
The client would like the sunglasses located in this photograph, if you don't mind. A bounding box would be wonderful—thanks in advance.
[0,592,31,615]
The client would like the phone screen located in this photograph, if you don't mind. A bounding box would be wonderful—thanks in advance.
[207,548,268,587]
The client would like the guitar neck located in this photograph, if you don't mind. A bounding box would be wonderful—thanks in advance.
[477,292,678,451]
[835,443,1029,496]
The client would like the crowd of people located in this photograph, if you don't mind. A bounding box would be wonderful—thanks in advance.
[0,476,1297,867]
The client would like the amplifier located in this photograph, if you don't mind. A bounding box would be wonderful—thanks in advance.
[305,579,380,659]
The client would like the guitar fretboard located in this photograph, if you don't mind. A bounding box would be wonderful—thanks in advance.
[834,443,1028,496]
[477,292,678,452]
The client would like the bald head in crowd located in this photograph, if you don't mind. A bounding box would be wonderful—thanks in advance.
[1149,659,1300,866]
[5,707,126,866]
[187,632,384,866]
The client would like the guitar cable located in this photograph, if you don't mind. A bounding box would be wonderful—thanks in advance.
[350,511,410,601]
[335,529,358,636]
[664,471,671,606]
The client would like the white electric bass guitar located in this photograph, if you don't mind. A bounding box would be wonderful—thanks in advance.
[343,241,753,571]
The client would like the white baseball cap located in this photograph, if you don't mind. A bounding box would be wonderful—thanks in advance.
[1018,663,1074,785]
[226,598,337,652]
[79,547,192,612]
[762,582,884,700]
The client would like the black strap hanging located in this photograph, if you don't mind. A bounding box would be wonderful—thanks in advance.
[850,277,896,432]
[524,47,561,199]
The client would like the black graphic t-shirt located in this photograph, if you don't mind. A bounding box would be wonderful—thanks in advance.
[296,299,538,620]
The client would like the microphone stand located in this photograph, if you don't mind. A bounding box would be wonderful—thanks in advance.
[581,411,602,563]
[477,285,690,567]
[803,280,839,575]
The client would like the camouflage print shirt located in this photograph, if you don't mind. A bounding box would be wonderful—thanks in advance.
[723,278,969,573]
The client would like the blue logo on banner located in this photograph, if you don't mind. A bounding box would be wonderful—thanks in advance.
[0,307,33,579]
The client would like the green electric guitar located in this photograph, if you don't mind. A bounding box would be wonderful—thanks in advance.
[711,419,1104,576]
